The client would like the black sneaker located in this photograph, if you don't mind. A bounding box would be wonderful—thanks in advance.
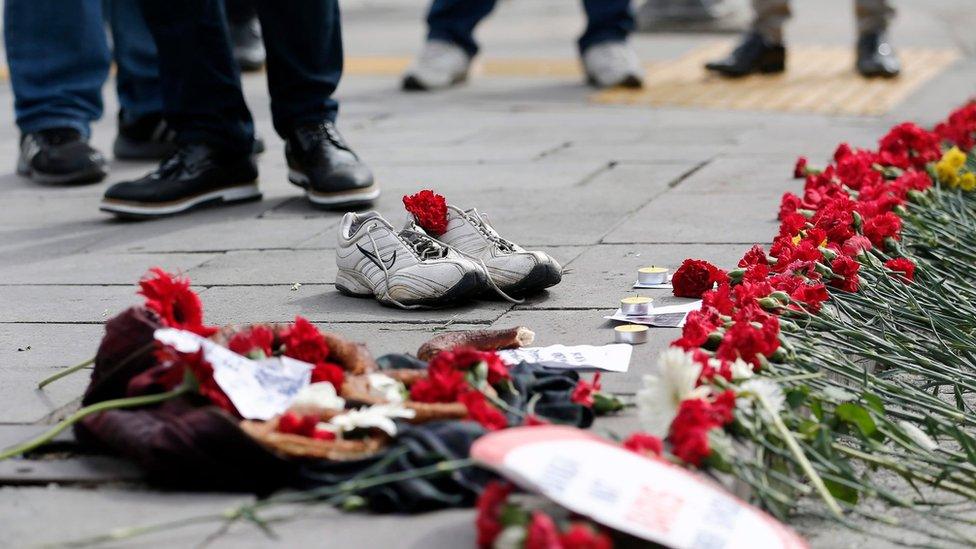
[113,111,178,161]
[230,17,266,72]
[285,121,378,209]
[17,128,107,185]
[100,143,261,219]
[113,111,266,160]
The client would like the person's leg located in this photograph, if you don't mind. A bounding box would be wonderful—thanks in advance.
[137,0,253,156]
[425,0,497,57]
[254,0,376,209]
[106,0,162,123]
[854,0,899,77]
[579,0,635,53]
[751,0,790,44]
[855,0,894,36]
[4,0,109,137]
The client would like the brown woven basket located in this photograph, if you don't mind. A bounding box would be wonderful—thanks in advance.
[240,416,388,461]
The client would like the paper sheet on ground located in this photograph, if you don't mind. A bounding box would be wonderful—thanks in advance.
[472,426,806,549]
[605,298,702,328]
[497,344,632,373]
[154,328,311,420]
[633,273,673,289]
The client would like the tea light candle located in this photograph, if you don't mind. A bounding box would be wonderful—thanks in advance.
[638,266,669,285]
[620,296,652,316]
[614,324,649,345]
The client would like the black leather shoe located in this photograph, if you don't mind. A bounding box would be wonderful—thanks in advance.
[705,32,786,77]
[856,31,900,78]
[113,111,177,161]
[101,143,260,219]
[17,128,107,185]
[285,121,378,209]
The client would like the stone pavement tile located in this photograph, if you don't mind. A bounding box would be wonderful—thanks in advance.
[0,366,88,423]
[520,243,751,310]
[603,190,781,245]
[669,156,802,196]
[490,309,677,395]
[0,285,146,323]
[200,284,512,326]
[0,252,214,285]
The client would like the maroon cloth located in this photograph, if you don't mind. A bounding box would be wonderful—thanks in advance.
[75,306,291,492]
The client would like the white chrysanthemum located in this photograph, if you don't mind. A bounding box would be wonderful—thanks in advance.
[898,421,939,452]
[368,373,405,403]
[327,404,416,436]
[289,381,345,414]
[637,348,710,437]
[730,358,754,381]
[737,378,785,418]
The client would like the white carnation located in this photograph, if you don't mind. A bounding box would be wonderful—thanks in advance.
[328,404,416,437]
[737,378,785,418]
[730,358,754,381]
[290,382,345,414]
[637,348,710,437]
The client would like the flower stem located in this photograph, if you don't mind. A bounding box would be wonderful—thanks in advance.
[0,386,191,461]
[757,392,843,518]
[37,357,95,389]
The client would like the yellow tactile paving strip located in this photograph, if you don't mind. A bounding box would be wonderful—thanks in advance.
[593,41,960,116]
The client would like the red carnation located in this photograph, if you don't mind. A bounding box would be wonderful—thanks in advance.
[829,255,861,293]
[885,258,916,283]
[280,316,331,364]
[312,361,346,389]
[622,432,663,458]
[277,411,319,437]
[228,325,275,358]
[862,212,902,248]
[476,481,514,548]
[409,359,467,403]
[841,234,872,256]
[878,122,941,170]
[571,373,601,407]
[153,344,237,415]
[793,156,809,178]
[672,309,716,350]
[716,314,779,369]
[459,391,508,431]
[738,245,769,268]
[790,283,830,312]
[673,259,726,298]
[559,523,613,549]
[138,268,216,337]
[525,512,561,549]
[440,347,509,385]
[403,189,449,235]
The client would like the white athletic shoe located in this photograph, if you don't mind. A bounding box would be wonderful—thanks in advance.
[402,40,472,91]
[335,212,485,308]
[581,41,644,88]
[436,205,563,296]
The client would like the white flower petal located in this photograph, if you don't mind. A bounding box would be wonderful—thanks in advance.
[637,349,706,437]
[329,404,416,437]
[737,378,784,418]
[730,359,754,381]
[368,373,405,404]
[290,382,345,414]
[899,421,939,452]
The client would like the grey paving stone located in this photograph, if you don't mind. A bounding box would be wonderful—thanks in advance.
[669,156,802,196]
[520,243,751,310]
[603,189,781,244]
[0,285,146,323]
[0,366,89,423]
[0,252,214,285]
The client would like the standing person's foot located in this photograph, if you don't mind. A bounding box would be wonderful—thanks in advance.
[230,16,266,72]
[856,31,900,78]
[705,32,786,77]
[286,121,378,209]
[113,111,178,161]
[402,40,472,91]
[581,41,644,88]
[17,128,107,185]
[100,143,260,219]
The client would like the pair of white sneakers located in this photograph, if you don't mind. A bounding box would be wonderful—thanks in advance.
[336,204,562,308]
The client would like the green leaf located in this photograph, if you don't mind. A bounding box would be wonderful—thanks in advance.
[824,478,860,505]
[861,392,885,415]
[786,387,808,409]
[835,403,877,438]
[499,503,529,528]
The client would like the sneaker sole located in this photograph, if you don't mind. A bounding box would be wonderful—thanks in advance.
[401,73,468,92]
[498,257,564,297]
[17,160,107,185]
[288,169,380,209]
[99,182,262,219]
[336,268,483,308]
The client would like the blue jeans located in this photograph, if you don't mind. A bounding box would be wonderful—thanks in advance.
[3,0,162,138]
[427,0,635,56]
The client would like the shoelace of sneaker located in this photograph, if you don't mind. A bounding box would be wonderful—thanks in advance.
[463,210,517,253]
[362,223,450,310]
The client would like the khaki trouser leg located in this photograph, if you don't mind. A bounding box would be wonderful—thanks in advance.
[855,0,895,34]
[751,0,790,44]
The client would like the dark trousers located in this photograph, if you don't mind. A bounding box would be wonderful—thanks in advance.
[427,0,634,56]
[139,0,343,156]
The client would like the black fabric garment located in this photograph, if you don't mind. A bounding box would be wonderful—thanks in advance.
[138,0,342,156]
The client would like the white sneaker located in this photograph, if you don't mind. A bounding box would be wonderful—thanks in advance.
[581,41,644,88]
[402,40,472,91]
[335,212,485,308]
[436,205,563,296]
